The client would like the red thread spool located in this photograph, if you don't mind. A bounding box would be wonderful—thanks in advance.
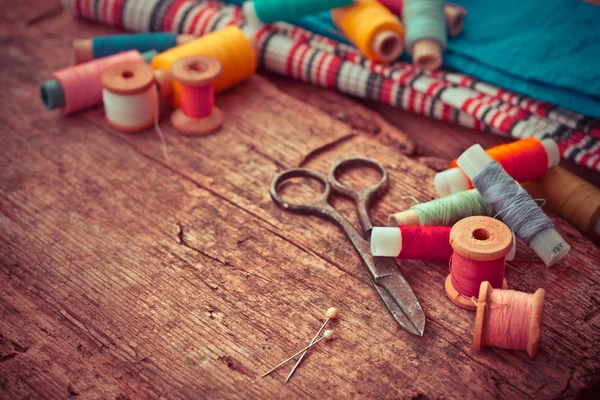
[445,216,512,311]
[371,226,453,261]
[474,281,545,358]
[170,56,224,136]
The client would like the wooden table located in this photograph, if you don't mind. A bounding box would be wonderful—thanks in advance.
[1,2,599,399]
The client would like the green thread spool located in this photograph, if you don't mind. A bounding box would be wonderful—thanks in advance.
[253,0,353,23]
[388,189,494,226]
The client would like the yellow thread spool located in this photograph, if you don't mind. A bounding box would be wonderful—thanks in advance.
[151,26,257,107]
[331,0,405,62]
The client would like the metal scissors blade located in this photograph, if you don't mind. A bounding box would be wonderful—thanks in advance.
[270,159,425,336]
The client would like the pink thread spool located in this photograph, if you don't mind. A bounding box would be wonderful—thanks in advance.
[41,50,146,115]
[474,282,545,358]
[445,216,512,311]
[170,55,224,136]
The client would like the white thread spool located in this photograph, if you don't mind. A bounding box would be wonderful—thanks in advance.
[102,61,158,133]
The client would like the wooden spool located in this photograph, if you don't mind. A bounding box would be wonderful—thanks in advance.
[445,216,512,311]
[101,61,156,133]
[170,55,224,136]
[474,281,545,358]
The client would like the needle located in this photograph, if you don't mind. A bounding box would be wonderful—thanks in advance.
[285,307,339,382]
[262,330,335,378]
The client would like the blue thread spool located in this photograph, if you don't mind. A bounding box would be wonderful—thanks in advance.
[251,0,353,23]
[403,0,446,70]
[73,33,194,64]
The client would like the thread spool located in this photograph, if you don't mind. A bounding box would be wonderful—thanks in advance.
[74,33,195,64]
[378,0,466,37]
[101,61,159,133]
[523,166,600,243]
[403,0,446,70]
[436,138,561,197]
[151,26,256,107]
[474,282,545,358]
[331,0,405,62]
[372,225,516,261]
[457,145,571,266]
[250,0,353,23]
[41,50,156,115]
[170,56,224,136]
[388,189,494,227]
[446,216,512,311]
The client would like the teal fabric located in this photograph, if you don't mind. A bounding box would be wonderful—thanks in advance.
[226,0,600,117]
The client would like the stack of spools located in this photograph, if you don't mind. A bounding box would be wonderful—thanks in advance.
[242,0,453,69]
[372,136,600,358]
[41,27,257,139]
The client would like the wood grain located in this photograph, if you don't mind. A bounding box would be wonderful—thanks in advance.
[1,2,599,399]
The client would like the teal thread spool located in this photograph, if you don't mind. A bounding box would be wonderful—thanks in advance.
[403,0,446,70]
[73,33,194,64]
[388,189,494,226]
[252,0,353,23]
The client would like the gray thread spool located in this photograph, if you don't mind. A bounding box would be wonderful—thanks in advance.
[473,162,554,246]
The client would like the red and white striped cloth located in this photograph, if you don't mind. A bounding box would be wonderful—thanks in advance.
[62,0,600,170]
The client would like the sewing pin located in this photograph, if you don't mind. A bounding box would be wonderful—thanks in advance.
[262,330,335,378]
[285,307,339,382]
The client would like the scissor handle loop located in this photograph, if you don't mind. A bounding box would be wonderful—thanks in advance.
[270,168,332,214]
[328,157,388,202]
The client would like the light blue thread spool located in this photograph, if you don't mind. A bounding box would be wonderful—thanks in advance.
[253,0,353,23]
[403,0,446,70]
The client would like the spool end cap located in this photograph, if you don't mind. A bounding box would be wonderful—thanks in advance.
[40,79,65,110]
[529,227,571,266]
[373,30,404,63]
[171,107,224,136]
[370,227,402,257]
[73,39,93,64]
[541,139,561,168]
[412,39,442,71]
[457,144,493,180]
[435,168,471,197]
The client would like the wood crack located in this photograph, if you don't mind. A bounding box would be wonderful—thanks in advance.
[26,5,63,26]
[298,132,357,167]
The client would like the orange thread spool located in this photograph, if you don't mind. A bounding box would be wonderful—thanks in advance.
[170,56,224,136]
[445,216,512,311]
[331,0,405,62]
[474,281,545,358]
[449,137,554,182]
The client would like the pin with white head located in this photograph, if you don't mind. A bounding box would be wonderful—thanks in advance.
[285,307,339,382]
[262,328,336,378]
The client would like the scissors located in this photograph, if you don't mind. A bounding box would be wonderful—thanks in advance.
[270,157,425,336]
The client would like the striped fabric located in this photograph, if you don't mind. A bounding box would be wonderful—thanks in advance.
[62,0,600,170]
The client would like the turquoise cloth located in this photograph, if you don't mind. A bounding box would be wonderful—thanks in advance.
[226,0,600,117]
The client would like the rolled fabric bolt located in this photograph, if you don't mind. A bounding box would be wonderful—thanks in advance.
[332,0,405,63]
[40,50,157,114]
[435,138,561,197]
[457,145,571,266]
[371,226,516,261]
[73,33,195,64]
[403,0,447,70]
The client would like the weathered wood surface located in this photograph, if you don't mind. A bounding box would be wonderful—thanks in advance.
[1,2,599,399]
